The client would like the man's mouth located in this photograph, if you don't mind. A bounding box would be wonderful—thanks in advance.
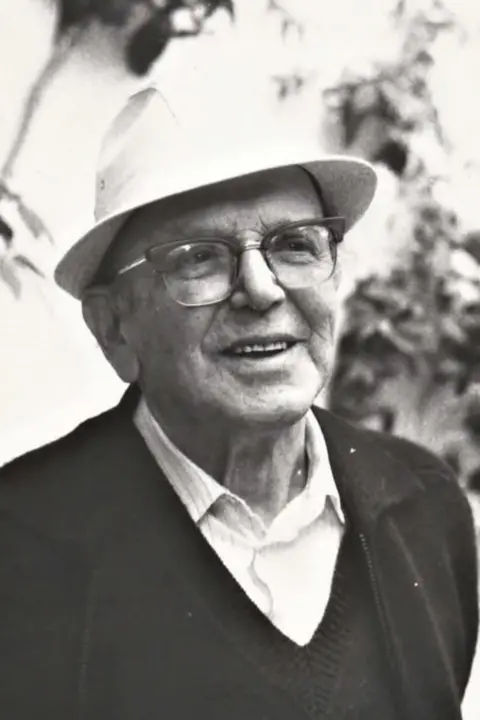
[222,338,298,359]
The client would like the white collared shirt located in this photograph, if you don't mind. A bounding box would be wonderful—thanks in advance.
[135,399,345,646]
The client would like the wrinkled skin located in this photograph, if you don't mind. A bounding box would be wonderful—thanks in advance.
[82,167,340,518]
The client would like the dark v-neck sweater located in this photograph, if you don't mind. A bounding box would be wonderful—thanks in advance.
[1,395,476,719]
[174,526,397,720]
[80,472,396,720]
[96,498,396,720]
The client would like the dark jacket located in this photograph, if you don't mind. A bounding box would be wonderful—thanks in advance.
[0,386,477,720]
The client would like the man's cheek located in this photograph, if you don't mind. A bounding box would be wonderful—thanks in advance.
[287,287,337,323]
[307,320,337,368]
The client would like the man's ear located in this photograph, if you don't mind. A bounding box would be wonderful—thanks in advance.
[81,287,140,383]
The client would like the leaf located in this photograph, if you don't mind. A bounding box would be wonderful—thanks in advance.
[0,260,21,298]
[372,139,408,176]
[58,0,93,31]
[126,12,172,75]
[12,255,45,277]
[203,0,234,20]
[441,316,468,345]
[16,201,52,242]
[463,232,480,264]
[58,0,140,32]
[0,215,13,246]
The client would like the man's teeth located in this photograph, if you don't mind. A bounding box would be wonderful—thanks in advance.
[232,341,290,355]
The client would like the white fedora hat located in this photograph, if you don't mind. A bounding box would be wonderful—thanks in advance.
[55,86,378,299]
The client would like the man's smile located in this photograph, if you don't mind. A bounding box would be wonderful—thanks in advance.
[220,334,302,360]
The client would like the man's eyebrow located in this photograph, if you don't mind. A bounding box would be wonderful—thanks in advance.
[108,211,293,264]
[257,214,278,233]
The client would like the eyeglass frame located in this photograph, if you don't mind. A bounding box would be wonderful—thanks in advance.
[107,216,346,306]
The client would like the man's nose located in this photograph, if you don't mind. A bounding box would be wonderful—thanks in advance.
[229,249,286,311]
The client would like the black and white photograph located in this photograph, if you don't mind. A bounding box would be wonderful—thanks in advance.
[0,1,479,718]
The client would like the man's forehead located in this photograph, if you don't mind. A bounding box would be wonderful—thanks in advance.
[108,165,323,262]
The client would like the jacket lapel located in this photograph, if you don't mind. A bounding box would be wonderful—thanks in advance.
[312,406,422,524]
[314,407,464,720]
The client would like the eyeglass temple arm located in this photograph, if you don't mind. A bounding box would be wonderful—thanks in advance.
[117,256,148,277]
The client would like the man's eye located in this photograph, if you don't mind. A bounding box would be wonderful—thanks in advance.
[284,236,314,252]
[190,248,215,264]
[271,232,318,259]
[166,243,228,279]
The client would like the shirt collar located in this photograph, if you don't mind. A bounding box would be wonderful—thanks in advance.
[134,397,222,523]
[304,410,345,524]
[134,397,344,526]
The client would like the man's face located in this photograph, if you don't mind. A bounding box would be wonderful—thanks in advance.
[86,167,339,429]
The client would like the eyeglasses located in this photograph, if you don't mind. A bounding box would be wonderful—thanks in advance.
[113,217,345,307]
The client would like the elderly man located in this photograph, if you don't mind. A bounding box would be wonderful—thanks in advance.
[0,89,477,720]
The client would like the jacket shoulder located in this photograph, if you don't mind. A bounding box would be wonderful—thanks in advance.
[315,407,459,491]
[0,401,133,539]
[367,427,455,483]
[315,409,478,683]
[1,405,112,481]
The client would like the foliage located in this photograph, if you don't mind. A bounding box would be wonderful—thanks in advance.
[0,0,234,296]
[329,204,480,417]
[322,1,457,171]
[58,0,234,75]
[320,1,480,482]
[328,200,480,487]
[267,0,304,41]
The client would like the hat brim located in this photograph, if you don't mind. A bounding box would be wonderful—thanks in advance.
[55,156,377,299]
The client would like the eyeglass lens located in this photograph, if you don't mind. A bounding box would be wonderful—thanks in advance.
[150,223,336,307]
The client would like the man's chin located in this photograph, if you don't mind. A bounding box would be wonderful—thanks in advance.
[215,386,316,428]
